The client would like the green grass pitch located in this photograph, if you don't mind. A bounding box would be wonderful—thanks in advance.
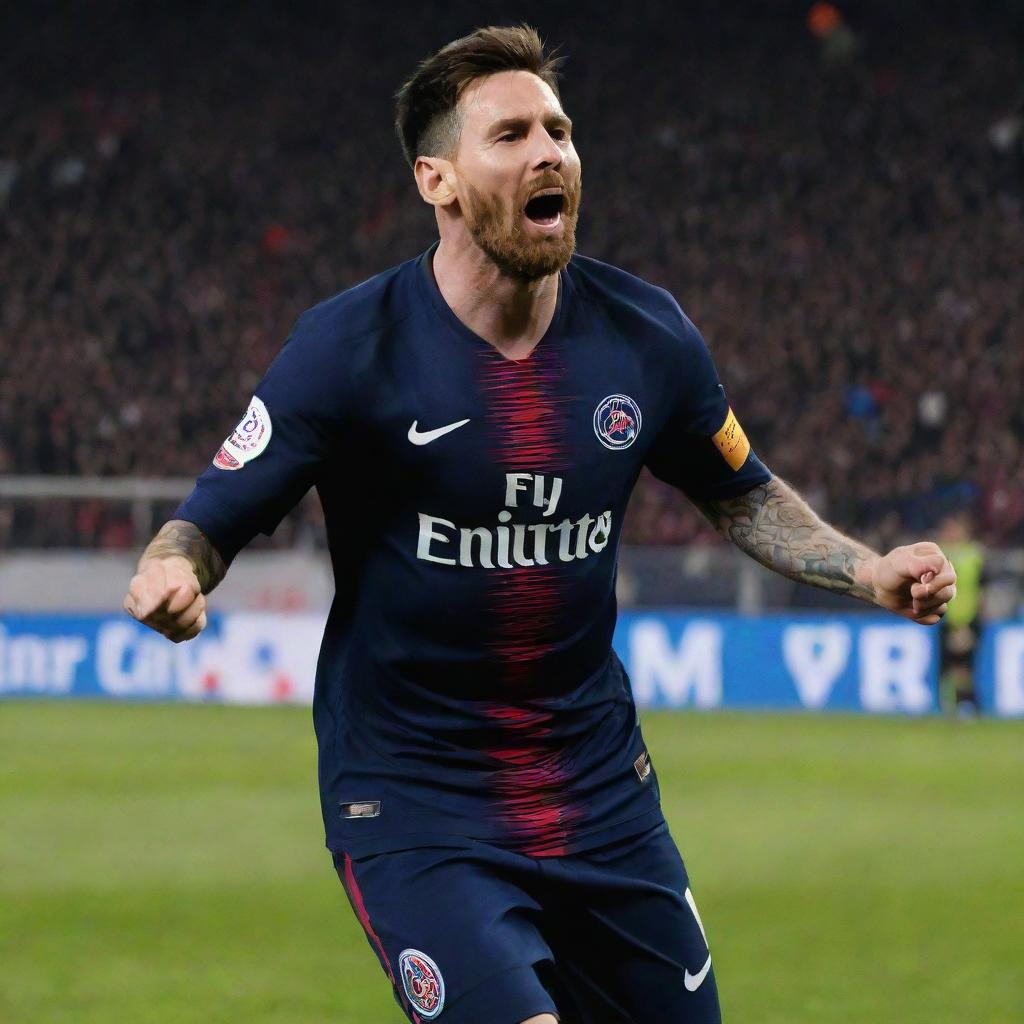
[1,703,1021,1023]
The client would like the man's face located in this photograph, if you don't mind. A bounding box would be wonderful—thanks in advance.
[450,70,582,281]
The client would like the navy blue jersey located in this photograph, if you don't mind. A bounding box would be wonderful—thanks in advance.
[176,247,771,858]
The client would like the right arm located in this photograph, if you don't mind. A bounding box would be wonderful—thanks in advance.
[126,308,339,641]
[123,520,227,643]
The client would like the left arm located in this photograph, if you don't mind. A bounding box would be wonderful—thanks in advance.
[694,477,957,625]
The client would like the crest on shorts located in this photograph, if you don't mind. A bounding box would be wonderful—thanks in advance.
[398,948,445,1018]
[213,395,272,471]
[594,394,642,450]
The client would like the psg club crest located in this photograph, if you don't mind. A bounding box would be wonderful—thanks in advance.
[213,395,272,470]
[398,948,445,1019]
[593,394,642,450]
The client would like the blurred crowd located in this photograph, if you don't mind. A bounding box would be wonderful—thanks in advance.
[2,0,1022,550]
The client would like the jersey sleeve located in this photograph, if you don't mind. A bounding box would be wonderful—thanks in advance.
[172,312,339,563]
[644,299,772,500]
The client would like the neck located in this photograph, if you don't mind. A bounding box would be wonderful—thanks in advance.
[431,239,560,360]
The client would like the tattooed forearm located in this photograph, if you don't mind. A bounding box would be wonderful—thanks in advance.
[696,478,879,603]
[138,520,227,594]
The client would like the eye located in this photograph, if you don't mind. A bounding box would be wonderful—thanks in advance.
[550,128,568,141]
[498,131,521,143]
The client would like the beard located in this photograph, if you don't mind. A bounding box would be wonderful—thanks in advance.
[460,172,582,283]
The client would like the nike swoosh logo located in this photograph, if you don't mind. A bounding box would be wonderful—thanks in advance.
[684,954,712,992]
[408,418,470,445]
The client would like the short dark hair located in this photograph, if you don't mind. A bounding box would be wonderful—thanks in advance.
[394,25,563,168]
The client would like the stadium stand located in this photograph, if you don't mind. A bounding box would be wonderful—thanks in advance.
[2,0,1022,549]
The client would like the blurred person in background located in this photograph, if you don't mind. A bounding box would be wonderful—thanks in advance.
[937,510,986,714]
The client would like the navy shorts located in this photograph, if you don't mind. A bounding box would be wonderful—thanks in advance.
[332,823,721,1024]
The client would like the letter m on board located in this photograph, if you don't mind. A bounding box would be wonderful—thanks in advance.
[628,620,723,708]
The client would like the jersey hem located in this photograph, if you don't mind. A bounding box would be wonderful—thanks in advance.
[326,805,666,860]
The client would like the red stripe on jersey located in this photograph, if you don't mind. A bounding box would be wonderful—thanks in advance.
[477,348,583,856]
[481,700,584,857]
[477,347,571,470]
[487,566,563,676]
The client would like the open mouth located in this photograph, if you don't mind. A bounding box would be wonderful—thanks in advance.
[524,190,565,226]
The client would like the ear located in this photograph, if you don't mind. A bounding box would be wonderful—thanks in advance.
[414,156,458,207]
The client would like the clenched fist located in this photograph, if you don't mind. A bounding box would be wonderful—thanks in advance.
[870,542,957,626]
[123,555,208,643]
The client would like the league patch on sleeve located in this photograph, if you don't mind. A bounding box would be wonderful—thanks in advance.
[712,407,750,471]
[213,396,272,471]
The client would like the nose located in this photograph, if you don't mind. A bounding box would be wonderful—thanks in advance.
[530,125,564,171]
